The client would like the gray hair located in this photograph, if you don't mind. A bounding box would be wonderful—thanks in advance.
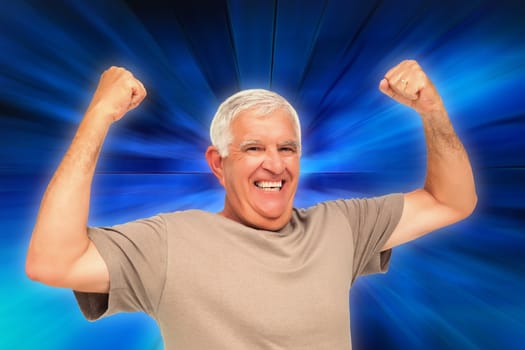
[210,89,301,157]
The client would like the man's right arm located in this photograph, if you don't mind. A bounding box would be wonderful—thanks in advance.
[25,67,146,293]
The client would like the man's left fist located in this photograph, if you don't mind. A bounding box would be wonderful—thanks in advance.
[379,60,444,115]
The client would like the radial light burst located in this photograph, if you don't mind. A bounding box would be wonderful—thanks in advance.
[1,1,524,349]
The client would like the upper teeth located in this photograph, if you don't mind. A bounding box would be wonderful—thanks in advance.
[255,181,282,189]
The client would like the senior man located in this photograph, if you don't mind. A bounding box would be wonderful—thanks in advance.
[26,60,476,349]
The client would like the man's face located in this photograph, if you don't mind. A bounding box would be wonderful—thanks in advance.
[215,108,300,231]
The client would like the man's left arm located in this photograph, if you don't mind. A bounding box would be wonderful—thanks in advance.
[379,60,477,250]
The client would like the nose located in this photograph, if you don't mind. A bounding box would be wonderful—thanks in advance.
[261,149,285,174]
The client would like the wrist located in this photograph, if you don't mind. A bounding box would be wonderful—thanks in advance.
[80,106,115,135]
[84,103,120,127]
[418,102,447,119]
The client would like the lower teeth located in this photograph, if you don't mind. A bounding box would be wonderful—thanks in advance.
[259,187,280,191]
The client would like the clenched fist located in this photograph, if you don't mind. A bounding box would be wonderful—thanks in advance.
[87,66,147,123]
[379,60,444,115]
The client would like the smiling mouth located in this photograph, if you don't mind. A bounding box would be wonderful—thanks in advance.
[254,180,284,192]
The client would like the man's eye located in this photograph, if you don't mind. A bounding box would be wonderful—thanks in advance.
[246,146,263,152]
[279,147,296,153]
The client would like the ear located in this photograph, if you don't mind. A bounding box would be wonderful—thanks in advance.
[205,146,226,187]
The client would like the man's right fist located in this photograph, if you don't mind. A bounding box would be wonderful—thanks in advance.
[87,66,147,123]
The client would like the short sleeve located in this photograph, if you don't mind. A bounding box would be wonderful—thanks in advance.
[335,194,404,282]
[74,215,168,321]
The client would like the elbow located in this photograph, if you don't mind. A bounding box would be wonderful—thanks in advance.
[465,188,478,216]
[26,227,91,286]
[457,192,478,221]
[25,253,51,284]
[468,193,478,215]
[25,253,46,284]
[26,240,46,283]
[25,251,68,287]
[26,242,40,282]
[25,257,38,282]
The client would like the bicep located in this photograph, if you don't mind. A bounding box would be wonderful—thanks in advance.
[66,240,110,293]
[383,189,467,250]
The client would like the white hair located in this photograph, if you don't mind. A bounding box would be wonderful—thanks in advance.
[210,89,301,157]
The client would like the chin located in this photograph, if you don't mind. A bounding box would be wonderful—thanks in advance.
[252,212,291,231]
[253,221,287,232]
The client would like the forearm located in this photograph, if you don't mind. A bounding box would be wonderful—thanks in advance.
[27,108,111,280]
[26,67,146,289]
[420,107,477,215]
[380,60,477,250]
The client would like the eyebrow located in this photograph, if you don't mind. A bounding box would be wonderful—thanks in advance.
[238,139,300,149]
[278,140,300,149]
[239,140,262,149]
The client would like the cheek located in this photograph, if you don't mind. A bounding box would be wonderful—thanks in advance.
[224,159,256,187]
[237,156,264,174]
[285,158,300,173]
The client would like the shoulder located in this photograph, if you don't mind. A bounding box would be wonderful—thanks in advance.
[292,194,404,234]
[297,193,404,217]
[159,209,222,225]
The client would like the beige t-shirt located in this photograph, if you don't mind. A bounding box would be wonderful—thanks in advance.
[75,194,403,349]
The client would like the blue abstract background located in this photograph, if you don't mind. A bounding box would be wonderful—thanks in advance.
[1,0,524,349]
